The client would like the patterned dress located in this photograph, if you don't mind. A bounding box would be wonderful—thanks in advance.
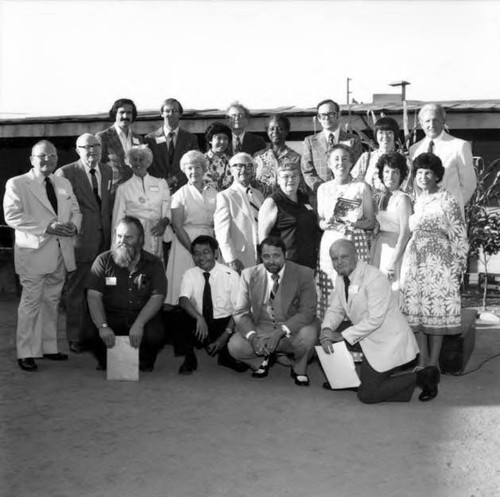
[253,146,304,198]
[204,150,233,191]
[316,178,372,318]
[401,188,468,334]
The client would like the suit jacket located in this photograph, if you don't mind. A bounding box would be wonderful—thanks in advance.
[96,126,143,187]
[234,261,317,336]
[410,131,476,215]
[321,261,418,373]
[55,160,114,262]
[3,169,82,275]
[214,183,264,268]
[301,130,363,193]
[144,127,199,191]
[227,132,267,157]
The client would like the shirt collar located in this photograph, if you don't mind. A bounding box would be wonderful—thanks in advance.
[323,128,340,143]
[114,122,130,138]
[164,126,179,137]
[427,130,445,143]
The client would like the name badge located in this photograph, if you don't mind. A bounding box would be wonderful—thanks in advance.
[149,186,159,192]
[349,284,360,295]
[155,136,167,144]
[105,277,117,286]
[132,137,140,145]
[305,204,313,211]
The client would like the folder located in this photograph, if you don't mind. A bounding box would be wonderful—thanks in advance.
[315,342,361,389]
[107,336,139,381]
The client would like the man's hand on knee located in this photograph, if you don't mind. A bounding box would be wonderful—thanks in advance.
[267,328,285,354]
[129,323,144,348]
[194,316,209,342]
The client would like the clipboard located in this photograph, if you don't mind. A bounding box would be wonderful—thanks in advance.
[315,343,361,389]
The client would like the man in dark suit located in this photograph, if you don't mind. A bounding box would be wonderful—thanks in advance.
[301,99,362,206]
[225,102,266,157]
[96,98,143,193]
[144,98,199,193]
[228,236,319,386]
[56,133,114,353]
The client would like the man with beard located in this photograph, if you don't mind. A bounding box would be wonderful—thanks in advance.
[86,216,167,372]
[144,98,199,193]
[56,133,114,353]
[228,237,319,386]
[96,98,143,193]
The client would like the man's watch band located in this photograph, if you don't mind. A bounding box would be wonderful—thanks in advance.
[99,322,109,329]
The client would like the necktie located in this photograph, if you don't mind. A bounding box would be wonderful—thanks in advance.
[343,276,350,302]
[89,168,101,207]
[270,273,280,301]
[328,133,335,149]
[235,136,242,154]
[45,177,58,214]
[246,187,260,222]
[427,140,434,154]
[202,272,214,323]
[378,190,392,211]
[167,132,175,164]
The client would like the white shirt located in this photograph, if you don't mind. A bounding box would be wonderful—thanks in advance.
[323,128,340,145]
[82,163,102,197]
[179,262,240,319]
[163,126,179,147]
[232,131,246,151]
[114,123,133,154]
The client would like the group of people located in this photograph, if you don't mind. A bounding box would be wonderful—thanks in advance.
[3,95,477,405]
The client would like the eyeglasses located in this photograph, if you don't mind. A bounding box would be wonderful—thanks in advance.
[231,163,254,170]
[228,113,246,119]
[78,144,101,151]
[318,112,337,119]
[32,154,57,160]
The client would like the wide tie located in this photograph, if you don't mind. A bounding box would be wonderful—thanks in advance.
[270,273,280,301]
[427,140,434,154]
[167,132,175,164]
[343,276,350,302]
[202,272,214,323]
[235,136,242,154]
[328,133,335,149]
[45,177,58,214]
[89,168,101,207]
[246,187,260,222]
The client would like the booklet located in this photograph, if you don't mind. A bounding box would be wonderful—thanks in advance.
[315,342,361,389]
[107,336,139,381]
[331,197,361,225]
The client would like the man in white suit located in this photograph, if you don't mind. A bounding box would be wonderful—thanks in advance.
[3,140,82,372]
[214,153,264,273]
[410,103,476,217]
[320,239,440,403]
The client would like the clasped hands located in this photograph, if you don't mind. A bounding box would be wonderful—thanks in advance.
[194,316,230,356]
[46,221,77,237]
[249,329,285,356]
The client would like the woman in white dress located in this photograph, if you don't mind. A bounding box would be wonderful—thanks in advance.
[165,151,217,305]
[317,144,375,318]
[370,152,412,295]
[112,145,172,260]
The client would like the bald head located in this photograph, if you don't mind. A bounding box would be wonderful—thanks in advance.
[76,133,101,167]
[329,239,358,276]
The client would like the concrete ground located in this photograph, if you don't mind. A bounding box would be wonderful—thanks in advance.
[1,293,500,497]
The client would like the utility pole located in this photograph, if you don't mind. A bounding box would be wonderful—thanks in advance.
[346,77,352,104]
[389,80,410,101]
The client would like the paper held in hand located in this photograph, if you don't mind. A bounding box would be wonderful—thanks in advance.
[315,342,361,389]
[107,336,139,381]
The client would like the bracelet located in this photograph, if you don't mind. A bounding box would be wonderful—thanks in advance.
[245,331,256,341]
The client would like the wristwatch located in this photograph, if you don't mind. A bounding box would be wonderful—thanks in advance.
[100,322,109,329]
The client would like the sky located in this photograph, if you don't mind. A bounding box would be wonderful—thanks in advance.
[1,0,500,117]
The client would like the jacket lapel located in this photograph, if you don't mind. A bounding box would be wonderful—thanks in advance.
[75,161,99,209]
[26,171,56,214]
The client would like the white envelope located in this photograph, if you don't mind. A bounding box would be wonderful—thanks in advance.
[315,343,361,389]
[107,336,139,381]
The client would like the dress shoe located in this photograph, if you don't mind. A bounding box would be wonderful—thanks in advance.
[418,385,438,402]
[18,358,38,371]
[416,366,440,402]
[290,369,310,387]
[251,357,270,378]
[43,352,68,361]
[69,342,86,354]
[178,352,197,375]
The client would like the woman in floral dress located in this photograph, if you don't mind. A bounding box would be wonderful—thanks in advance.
[204,122,233,191]
[401,153,469,387]
[317,144,375,318]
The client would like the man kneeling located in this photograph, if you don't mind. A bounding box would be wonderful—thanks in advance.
[175,235,247,374]
[320,239,440,403]
[228,237,319,386]
[87,216,166,372]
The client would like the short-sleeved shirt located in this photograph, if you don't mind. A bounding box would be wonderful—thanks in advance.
[87,250,167,314]
[179,262,239,319]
